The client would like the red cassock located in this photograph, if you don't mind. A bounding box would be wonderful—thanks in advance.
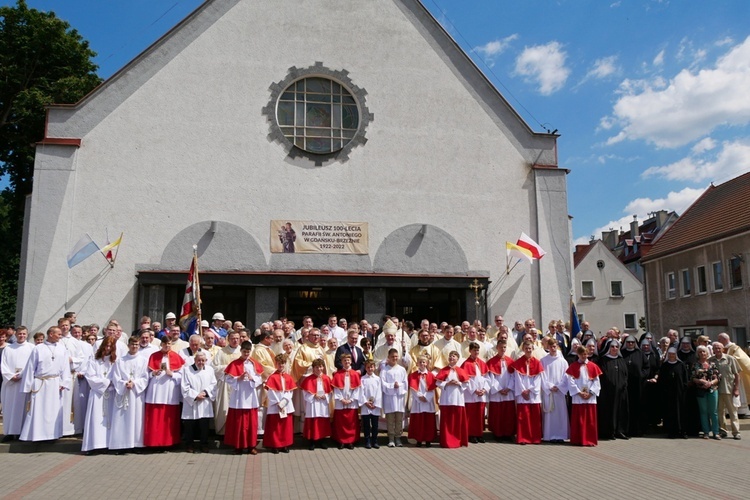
[223,357,265,450]
[407,371,437,443]
[300,374,333,440]
[461,357,489,438]
[486,355,516,438]
[435,365,470,448]
[263,372,297,449]
[331,369,362,444]
[510,356,544,444]
[566,361,603,446]
[144,351,185,447]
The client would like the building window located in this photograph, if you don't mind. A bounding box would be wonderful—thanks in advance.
[729,256,743,289]
[623,313,637,331]
[696,266,707,294]
[666,272,676,299]
[681,269,691,296]
[276,77,360,154]
[610,281,623,297]
[262,62,373,165]
[712,261,723,292]
[581,281,594,298]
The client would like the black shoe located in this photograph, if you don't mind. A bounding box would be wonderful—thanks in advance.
[372,443,380,449]
[424,442,431,448]
[365,442,372,449]
[346,444,354,450]
[308,443,315,451]
[233,448,243,455]
[477,437,486,443]
[337,443,344,450]
[469,437,478,444]
[615,433,630,440]
[415,442,422,447]
[201,446,210,454]
[1,435,13,443]
[272,448,279,454]
[281,447,290,453]
[185,447,194,454]
[320,442,328,450]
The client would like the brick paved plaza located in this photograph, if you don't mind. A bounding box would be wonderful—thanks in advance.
[1,429,747,500]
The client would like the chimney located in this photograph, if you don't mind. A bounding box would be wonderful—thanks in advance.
[630,215,639,238]
[654,210,668,228]
[601,230,617,250]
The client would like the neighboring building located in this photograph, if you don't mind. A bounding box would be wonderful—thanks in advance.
[642,172,750,346]
[573,240,644,337]
[17,0,572,332]
[600,210,678,281]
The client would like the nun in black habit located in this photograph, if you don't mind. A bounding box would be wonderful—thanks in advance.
[597,340,629,440]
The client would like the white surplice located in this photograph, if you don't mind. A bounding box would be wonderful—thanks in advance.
[108,353,149,449]
[437,369,467,406]
[81,357,115,452]
[540,353,570,441]
[410,370,436,414]
[380,364,407,414]
[0,341,34,435]
[360,374,383,416]
[226,361,262,409]
[303,377,331,418]
[181,365,217,419]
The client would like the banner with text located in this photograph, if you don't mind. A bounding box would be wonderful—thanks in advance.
[270,220,369,254]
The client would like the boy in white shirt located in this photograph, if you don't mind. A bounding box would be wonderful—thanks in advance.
[360,359,383,449]
[380,348,408,447]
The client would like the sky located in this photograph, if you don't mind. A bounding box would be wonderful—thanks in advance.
[4,0,750,246]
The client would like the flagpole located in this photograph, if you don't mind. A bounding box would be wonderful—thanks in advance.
[193,245,202,330]
[90,232,111,268]
[111,232,123,267]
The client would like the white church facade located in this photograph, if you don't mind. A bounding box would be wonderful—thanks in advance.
[18,0,572,332]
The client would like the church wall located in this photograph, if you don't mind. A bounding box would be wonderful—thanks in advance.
[20,0,566,332]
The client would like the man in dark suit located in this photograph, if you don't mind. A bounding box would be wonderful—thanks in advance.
[335,330,365,374]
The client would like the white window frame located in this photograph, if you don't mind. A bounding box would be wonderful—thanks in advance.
[610,280,623,297]
[623,313,637,331]
[581,280,594,298]
[666,272,676,299]
[680,268,691,297]
[712,261,724,292]
[696,265,707,294]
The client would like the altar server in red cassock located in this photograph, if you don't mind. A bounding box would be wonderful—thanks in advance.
[300,358,332,450]
[331,353,362,449]
[566,345,602,446]
[408,355,437,446]
[436,351,470,448]
[487,339,516,441]
[462,342,489,443]
[224,341,264,455]
[144,338,185,448]
[263,353,297,453]
[511,340,544,444]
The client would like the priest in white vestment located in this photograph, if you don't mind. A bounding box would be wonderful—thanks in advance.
[20,327,72,441]
[212,331,242,435]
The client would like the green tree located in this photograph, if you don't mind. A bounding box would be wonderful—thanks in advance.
[0,0,101,323]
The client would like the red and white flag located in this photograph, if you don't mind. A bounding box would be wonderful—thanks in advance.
[179,252,200,333]
[516,232,546,260]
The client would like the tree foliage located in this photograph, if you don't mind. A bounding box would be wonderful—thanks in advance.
[0,0,102,324]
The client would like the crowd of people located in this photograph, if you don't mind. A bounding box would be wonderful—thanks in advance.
[1,311,748,455]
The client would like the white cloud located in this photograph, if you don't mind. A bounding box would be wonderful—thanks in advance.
[514,41,570,95]
[606,36,750,148]
[642,138,750,182]
[474,34,518,66]
[586,55,619,80]
[653,49,665,67]
[574,186,705,245]
[691,137,716,154]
